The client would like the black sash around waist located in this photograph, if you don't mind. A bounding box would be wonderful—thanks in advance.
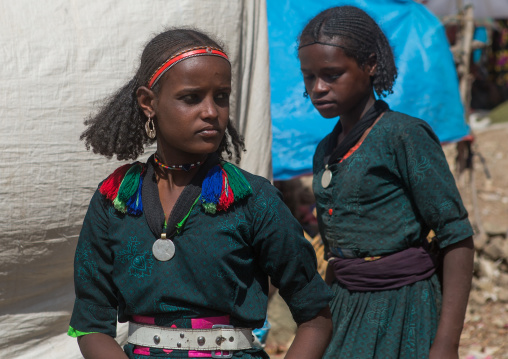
[329,246,437,292]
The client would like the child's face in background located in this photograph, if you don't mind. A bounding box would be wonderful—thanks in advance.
[299,41,376,119]
[153,56,231,162]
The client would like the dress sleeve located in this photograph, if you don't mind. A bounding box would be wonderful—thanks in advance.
[393,120,474,248]
[247,181,333,324]
[69,189,119,337]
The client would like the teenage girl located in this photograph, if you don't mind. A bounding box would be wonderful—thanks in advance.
[68,28,332,359]
[298,6,474,359]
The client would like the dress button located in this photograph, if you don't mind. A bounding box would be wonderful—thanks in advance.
[153,335,160,345]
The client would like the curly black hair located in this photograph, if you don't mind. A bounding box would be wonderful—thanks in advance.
[80,28,245,162]
[298,6,397,97]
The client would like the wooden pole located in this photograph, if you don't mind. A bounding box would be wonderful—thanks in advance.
[459,5,475,118]
[453,2,487,241]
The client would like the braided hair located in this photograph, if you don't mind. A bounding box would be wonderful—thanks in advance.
[298,6,397,97]
[80,28,245,162]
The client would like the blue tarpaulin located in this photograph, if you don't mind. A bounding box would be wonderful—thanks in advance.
[268,0,471,180]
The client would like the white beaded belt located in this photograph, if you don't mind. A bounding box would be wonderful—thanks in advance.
[128,322,254,354]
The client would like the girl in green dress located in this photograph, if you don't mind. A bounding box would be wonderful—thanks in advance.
[69,28,333,359]
[298,6,474,359]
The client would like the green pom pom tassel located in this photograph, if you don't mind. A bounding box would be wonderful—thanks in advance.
[222,162,252,200]
[113,197,127,213]
[202,202,217,214]
[117,163,143,204]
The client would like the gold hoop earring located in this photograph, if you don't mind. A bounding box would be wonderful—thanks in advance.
[145,116,156,139]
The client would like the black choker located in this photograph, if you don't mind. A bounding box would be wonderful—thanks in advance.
[154,153,203,172]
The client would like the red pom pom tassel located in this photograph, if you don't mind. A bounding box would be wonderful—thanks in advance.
[99,164,132,201]
[217,167,235,211]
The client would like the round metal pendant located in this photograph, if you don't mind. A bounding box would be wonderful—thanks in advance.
[152,238,175,261]
[321,168,333,188]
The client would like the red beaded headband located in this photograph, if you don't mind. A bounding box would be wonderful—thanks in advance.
[148,46,230,88]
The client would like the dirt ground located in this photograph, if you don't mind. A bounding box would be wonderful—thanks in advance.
[450,123,508,359]
[265,122,508,359]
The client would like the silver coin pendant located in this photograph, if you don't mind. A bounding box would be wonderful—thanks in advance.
[321,167,332,188]
[152,238,175,261]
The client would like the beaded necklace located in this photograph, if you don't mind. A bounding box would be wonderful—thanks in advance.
[154,153,203,172]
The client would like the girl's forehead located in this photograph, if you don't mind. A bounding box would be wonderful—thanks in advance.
[173,55,231,73]
[160,56,231,87]
[299,43,348,64]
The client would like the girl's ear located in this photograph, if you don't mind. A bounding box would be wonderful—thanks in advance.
[365,53,378,77]
[136,86,157,118]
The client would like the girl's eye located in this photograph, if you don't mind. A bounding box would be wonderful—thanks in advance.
[328,73,342,80]
[182,94,200,103]
[216,92,230,101]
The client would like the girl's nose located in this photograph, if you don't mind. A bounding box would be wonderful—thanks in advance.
[201,95,218,119]
[313,78,329,94]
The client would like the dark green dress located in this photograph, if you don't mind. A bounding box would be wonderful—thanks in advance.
[313,111,473,358]
[69,163,332,358]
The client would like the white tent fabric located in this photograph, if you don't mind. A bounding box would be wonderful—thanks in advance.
[0,1,271,358]
[424,0,508,19]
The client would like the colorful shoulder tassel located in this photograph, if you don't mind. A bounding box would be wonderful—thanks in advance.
[201,162,252,214]
[99,161,252,216]
[99,162,145,215]
[222,162,252,200]
[216,167,234,212]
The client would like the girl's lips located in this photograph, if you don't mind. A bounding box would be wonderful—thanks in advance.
[197,129,220,138]
[313,101,335,110]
